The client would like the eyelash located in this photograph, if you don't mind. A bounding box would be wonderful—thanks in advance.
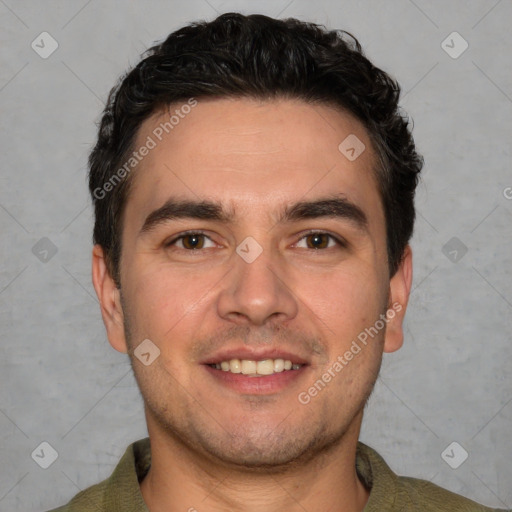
[164,230,346,251]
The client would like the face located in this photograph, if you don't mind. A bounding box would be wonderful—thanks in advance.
[93,97,412,469]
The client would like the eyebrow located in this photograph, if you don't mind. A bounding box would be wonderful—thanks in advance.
[139,195,368,235]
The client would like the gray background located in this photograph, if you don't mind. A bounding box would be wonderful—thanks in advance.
[0,0,511,510]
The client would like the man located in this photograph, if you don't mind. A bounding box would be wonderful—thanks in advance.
[49,12,507,512]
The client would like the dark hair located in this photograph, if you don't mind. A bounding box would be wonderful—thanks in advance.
[89,12,423,286]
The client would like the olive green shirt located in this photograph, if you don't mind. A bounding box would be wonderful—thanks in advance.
[47,438,508,511]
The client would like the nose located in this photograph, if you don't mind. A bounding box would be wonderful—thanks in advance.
[216,240,299,326]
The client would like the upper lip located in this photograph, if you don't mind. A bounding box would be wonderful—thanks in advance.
[201,347,310,366]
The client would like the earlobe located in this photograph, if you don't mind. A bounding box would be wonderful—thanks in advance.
[91,245,128,354]
[383,245,413,353]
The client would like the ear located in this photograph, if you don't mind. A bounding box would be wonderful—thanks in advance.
[383,245,413,353]
[91,245,128,354]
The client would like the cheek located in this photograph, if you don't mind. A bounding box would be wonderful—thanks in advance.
[300,264,385,337]
[126,261,220,341]
[125,266,207,390]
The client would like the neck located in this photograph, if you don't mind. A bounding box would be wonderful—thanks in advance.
[140,410,370,512]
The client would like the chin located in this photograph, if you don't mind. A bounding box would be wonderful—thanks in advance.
[188,419,347,473]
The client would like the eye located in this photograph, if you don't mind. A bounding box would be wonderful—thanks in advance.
[164,230,344,252]
[295,231,345,250]
[165,231,216,250]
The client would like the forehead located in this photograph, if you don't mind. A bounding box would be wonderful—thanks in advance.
[124,97,383,231]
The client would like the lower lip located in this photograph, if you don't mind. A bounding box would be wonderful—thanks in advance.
[203,365,308,394]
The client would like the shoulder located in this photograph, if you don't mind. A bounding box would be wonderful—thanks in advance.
[44,438,150,512]
[356,442,509,512]
[44,479,109,512]
[395,475,509,512]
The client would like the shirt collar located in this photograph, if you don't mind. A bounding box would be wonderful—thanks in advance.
[103,437,150,511]
[104,437,399,511]
[356,441,399,511]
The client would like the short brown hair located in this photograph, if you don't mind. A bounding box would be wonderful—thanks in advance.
[89,12,423,286]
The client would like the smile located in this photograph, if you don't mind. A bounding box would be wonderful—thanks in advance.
[209,358,303,376]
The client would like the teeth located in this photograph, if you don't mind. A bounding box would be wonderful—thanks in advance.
[210,358,303,375]
[256,359,274,375]
[229,359,241,373]
[273,358,285,372]
[241,360,257,375]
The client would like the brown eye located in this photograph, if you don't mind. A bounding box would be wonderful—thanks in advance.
[180,234,205,249]
[166,232,215,250]
[305,233,330,249]
[295,231,346,251]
